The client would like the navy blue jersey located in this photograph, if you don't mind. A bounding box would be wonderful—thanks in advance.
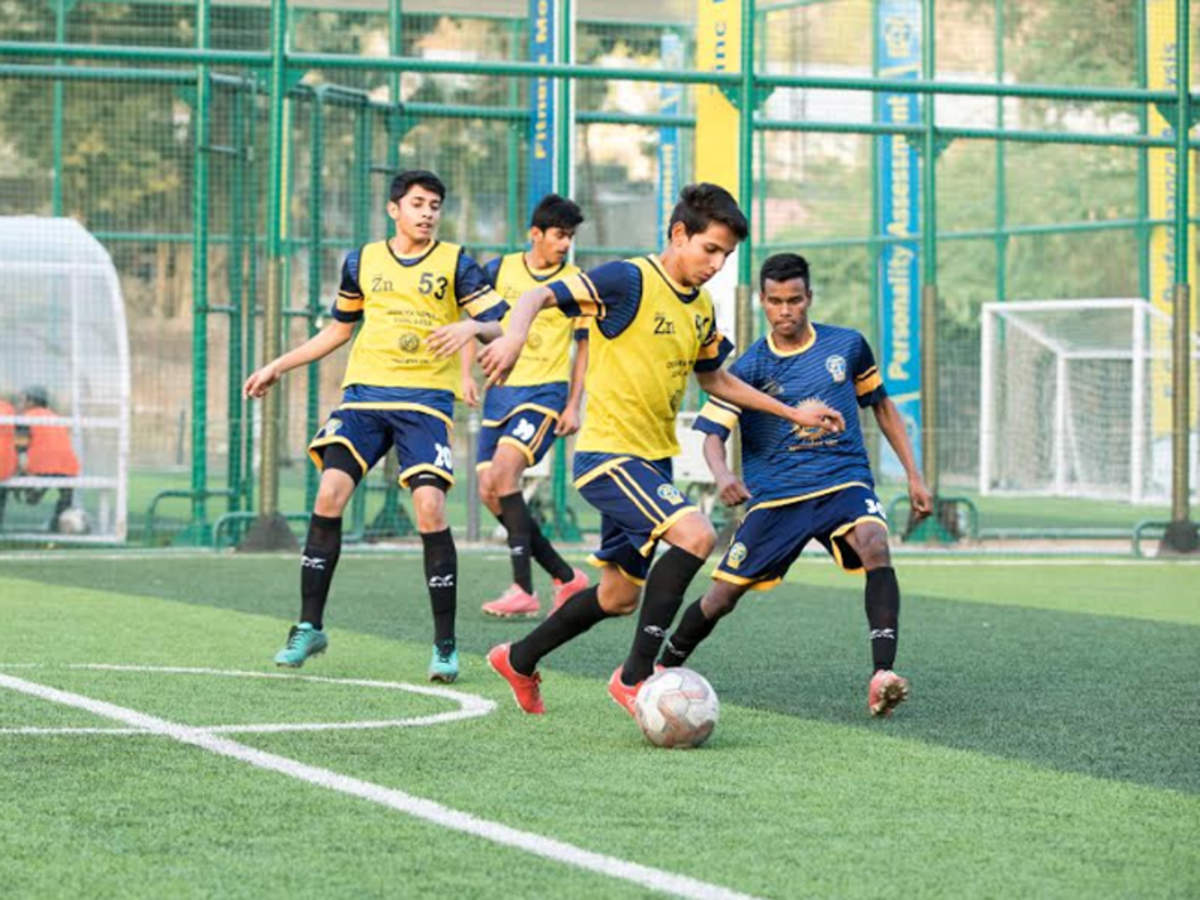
[694,324,887,503]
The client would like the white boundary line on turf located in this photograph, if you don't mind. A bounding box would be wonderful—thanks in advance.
[0,672,759,900]
[0,664,495,736]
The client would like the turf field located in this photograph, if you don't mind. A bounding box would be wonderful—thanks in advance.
[1,550,1197,898]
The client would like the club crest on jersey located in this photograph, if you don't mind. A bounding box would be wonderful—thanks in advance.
[825,355,847,383]
[656,483,684,505]
[399,333,421,353]
[526,332,543,350]
[321,417,343,437]
[727,542,748,569]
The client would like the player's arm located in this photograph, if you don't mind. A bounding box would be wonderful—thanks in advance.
[873,397,932,517]
[695,367,845,433]
[459,344,480,408]
[555,329,589,436]
[245,248,362,398]
[243,320,354,399]
[694,399,750,506]
[481,264,618,386]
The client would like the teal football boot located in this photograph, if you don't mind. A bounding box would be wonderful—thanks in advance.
[273,622,328,668]
[428,640,459,683]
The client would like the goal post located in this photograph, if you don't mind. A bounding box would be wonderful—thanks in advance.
[979,298,1199,504]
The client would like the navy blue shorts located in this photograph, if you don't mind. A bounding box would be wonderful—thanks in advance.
[715,483,887,589]
[476,408,558,471]
[574,454,698,585]
[308,406,455,488]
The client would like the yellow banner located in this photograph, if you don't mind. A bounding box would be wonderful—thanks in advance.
[695,0,740,197]
[1146,0,1197,439]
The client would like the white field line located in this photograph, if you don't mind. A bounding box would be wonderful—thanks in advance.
[0,664,495,736]
[0,672,758,900]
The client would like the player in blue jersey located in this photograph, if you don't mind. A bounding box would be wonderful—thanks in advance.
[658,252,933,716]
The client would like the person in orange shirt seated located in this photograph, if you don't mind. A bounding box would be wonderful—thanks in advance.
[19,386,80,531]
[0,394,17,530]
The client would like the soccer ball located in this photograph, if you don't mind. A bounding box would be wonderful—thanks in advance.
[633,667,719,749]
[56,507,90,535]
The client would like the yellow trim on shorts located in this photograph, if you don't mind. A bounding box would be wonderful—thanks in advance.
[638,505,700,557]
[745,481,872,515]
[480,403,561,429]
[528,414,555,457]
[398,463,456,489]
[605,470,661,531]
[586,553,646,587]
[610,464,667,520]
[497,435,536,465]
[712,569,783,592]
[475,460,493,472]
[307,436,369,476]
[828,515,889,574]
[573,455,633,489]
[338,401,454,430]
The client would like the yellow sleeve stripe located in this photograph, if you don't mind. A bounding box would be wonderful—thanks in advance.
[558,273,607,320]
[698,400,739,429]
[457,286,491,308]
[709,396,739,414]
[854,365,879,383]
[579,273,607,320]
[461,288,505,318]
[855,371,884,396]
[695,329,727,360]
[336,295,364,313]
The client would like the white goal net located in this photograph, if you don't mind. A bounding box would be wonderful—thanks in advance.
[979,298,1200,503]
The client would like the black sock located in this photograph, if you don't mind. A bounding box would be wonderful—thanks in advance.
[530,519,575,582]
[498,492,534,593]
[865,566,900,671]
[421,528,457,648]
[659,599,719,667]
[509,585,611,675]
[622,546,706,684]
[300,513,342,630]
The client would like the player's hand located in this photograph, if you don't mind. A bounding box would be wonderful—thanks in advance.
[908,474,933,520]
[243,362,280,399]
[427,320,479,358]
[479,334,523,386]
[461,377,480,408]
[554,405,581,436]
[715,473,751,507]
[791,401,845,433]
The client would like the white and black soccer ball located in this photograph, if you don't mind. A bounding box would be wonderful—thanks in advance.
[633,666,719,749]
[56,507,90,535]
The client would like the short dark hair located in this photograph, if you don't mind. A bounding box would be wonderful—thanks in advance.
[530,193,584,231]
[760,253,810,292]
[668,183,749,242]
[390,169,446,203]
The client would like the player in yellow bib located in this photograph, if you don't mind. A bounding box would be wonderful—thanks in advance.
[471,183,846,716]
[244,170,508,683]
[467,194,592,618]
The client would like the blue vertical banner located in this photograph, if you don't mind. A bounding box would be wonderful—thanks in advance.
[876,0,922,476]
[657,31,683,246]
[528,0,557,215]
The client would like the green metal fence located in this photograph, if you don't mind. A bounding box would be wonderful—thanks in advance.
[1,0,1196,549]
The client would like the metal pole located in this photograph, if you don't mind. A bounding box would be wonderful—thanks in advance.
[228,83,246,516]
[240,0,297,550]
[304,90,324,515]
[994,0,1006,302]
[1136,0,1150,301]
[1165,0,1197,551]
[550,0,579,541]
[920,0,939,498]
[51,0,67,216]
[189,0,211,543]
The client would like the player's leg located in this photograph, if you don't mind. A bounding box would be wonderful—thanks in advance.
[274,444,362,667]
[410,474,459,683]
[824,488,907,715]
[394,410,460,682]
[489,510,644,714]
[615,508,714,696]
[480,443,540,616]
[659,579,749,667]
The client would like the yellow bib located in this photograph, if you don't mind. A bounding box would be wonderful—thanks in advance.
[341,240,464,392]
[494,252,580,386]
[575,257,716,459]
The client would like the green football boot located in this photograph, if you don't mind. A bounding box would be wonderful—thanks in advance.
[428,640,459,683]
[273,622,328,668]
